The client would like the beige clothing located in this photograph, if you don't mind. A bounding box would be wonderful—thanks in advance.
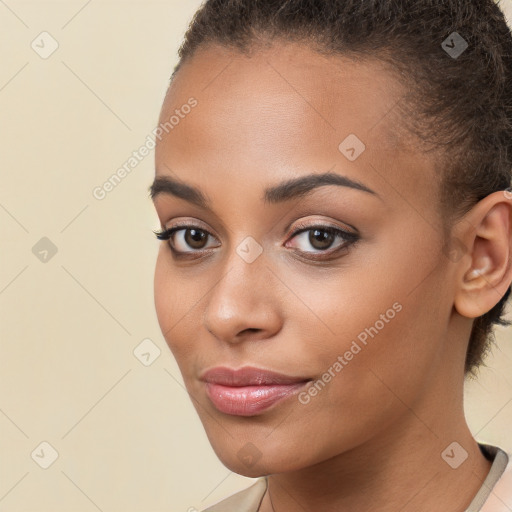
[202,443,512,511]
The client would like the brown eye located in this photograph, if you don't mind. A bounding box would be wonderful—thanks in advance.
[286,224,359,259]
[184,228,208,249]
[308,229,335,250]
[159,225,220,254]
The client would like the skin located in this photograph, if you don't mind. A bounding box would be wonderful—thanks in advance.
[151,42,512,511]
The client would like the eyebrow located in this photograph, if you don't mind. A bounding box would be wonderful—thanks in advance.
[149,171,378,209]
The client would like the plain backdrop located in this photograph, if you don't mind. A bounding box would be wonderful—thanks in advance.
[0,1,511,510]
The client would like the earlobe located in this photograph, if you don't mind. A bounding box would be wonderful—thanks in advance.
[453,191,512,319]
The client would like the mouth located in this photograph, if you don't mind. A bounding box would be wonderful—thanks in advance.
[200,366,312,416]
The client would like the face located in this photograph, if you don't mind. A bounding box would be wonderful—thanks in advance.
[152,42,459,476]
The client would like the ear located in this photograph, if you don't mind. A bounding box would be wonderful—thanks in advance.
[453,190,512,319]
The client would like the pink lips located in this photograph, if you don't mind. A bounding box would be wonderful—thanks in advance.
[200,366,311,416]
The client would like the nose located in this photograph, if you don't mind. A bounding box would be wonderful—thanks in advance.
[202,251,283,344]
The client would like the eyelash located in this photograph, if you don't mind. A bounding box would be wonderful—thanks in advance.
[153,222,360,261]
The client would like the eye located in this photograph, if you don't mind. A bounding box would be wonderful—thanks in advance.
[285,224,359,258]
[153,221,360,260]
[153,224,219,254]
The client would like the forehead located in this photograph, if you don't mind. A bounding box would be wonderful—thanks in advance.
[155,42,439,215]
[161,42,410,148]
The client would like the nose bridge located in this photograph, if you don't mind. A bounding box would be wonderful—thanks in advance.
[202,236,279,341]
[217,233,269,297]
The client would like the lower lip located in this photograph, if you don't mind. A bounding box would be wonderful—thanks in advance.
[205,382,309,416]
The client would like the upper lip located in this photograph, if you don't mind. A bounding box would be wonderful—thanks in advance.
[200,366,311,386]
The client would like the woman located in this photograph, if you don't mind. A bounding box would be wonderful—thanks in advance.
[149,1,512,510]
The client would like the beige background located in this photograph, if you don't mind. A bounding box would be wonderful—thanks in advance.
[0,1,511,510]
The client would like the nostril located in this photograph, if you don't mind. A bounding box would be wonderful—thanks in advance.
[241,328,260,335]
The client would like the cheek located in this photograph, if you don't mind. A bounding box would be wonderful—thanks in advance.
[154,250,192,360]
[153,250,210,370]
[298,241,445,411]
[154,250,172,333]
[288,298,438,461]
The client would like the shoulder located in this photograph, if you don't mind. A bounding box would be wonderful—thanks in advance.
[201,478,267,512]
[479,445,512,512]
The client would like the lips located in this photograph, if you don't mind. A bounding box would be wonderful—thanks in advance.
[200,366,312,416]
[200,366,310,386]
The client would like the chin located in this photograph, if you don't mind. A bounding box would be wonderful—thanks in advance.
[206,432,309,477]
[214,451,284,478]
